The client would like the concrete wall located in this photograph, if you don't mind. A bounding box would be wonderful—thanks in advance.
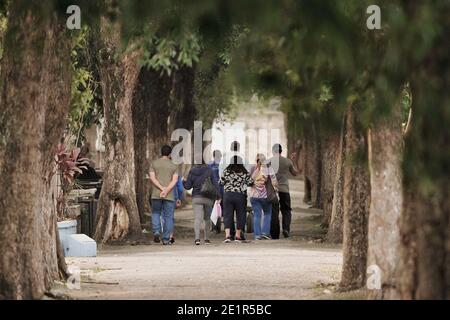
[211,96,287,165]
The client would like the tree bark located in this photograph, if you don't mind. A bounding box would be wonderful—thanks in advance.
[320,128,340,227]
[0,2,71,299]
[132,70,151,223]
[302,118,321,207]
[399,106,449,300]
[398,66,449,298]
[339,102,371,291]
[327,112,347,243]
[94,20,142,243]
[367,101,404,299]
[170,66,197,132]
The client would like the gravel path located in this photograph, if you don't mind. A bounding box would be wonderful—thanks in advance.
[64,179,342,300]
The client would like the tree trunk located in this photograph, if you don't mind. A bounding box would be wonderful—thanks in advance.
[399,105,449,300]
[327,112,347,243]
[94,20,142,243]
[170,66,197,131]
[339,102,371,291]
[398,64,449,298]
[302,118,321,207]
[132,70,151,223]
[320,128,340,227]
[0,2,71,299]
[367,101,404,299]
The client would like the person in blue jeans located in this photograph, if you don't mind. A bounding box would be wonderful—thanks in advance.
[249,154,278,240]
[149,145,179,245]
[168,175,184,244]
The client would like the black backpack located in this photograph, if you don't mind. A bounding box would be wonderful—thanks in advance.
[200,171,218,200]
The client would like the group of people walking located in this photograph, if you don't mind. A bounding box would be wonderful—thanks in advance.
[149,141,300,245]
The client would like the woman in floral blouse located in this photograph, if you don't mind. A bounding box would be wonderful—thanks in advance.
[220,156,253,242]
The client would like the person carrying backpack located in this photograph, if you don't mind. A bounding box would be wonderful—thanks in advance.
[183,162,220,245]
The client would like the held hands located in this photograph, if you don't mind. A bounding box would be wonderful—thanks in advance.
[160,187,168,198]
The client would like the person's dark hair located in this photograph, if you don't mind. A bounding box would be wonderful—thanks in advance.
[272,143,282,154]
[231,141,240,152]
[227,156,248,174]
[161,145,172,157]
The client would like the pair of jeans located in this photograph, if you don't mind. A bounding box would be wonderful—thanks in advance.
[151,199,175,242]
[250,197,272,239]
[270,192,292,239]
[223,192,246,231]
[192,197,213,240]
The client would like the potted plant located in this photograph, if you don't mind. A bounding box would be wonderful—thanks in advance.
[54,144,89,251]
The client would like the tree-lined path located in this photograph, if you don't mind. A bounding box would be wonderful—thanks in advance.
[64,179,343,300]
[1,1,448,301]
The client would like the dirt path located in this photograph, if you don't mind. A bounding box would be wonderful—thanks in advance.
[63,179,342,299]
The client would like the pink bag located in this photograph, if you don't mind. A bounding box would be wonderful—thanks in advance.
[210,201,222,225]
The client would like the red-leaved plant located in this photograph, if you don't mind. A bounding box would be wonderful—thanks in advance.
[54,144,89,220]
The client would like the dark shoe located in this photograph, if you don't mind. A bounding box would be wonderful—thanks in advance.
[223,237,232,243]
[282,230,290,238]
[261,234,271,240]
[162,240,171,245]
[169,237,175,244]
[204,239,211,245]
[195,239,201,245]
[234,237,243,243]
[154,235,161,243]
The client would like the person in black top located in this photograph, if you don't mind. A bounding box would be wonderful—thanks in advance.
[220,156,253,243]
[76,145,102,198]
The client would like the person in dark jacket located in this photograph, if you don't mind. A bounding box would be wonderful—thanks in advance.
[183,163,220,245]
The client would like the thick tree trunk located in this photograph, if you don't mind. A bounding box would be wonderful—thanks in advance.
[302,118,321,206]
[367,102,404,299]
[398,68,449,298]
[339,102,371,291]
[132,70,151,223]
[399,112,449,300]
[0,3,71,299]
[327,113,347,243]
[94,20,142,243]
[320,129,340,227]
[170,66,197,131]
[398,186,419,299]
